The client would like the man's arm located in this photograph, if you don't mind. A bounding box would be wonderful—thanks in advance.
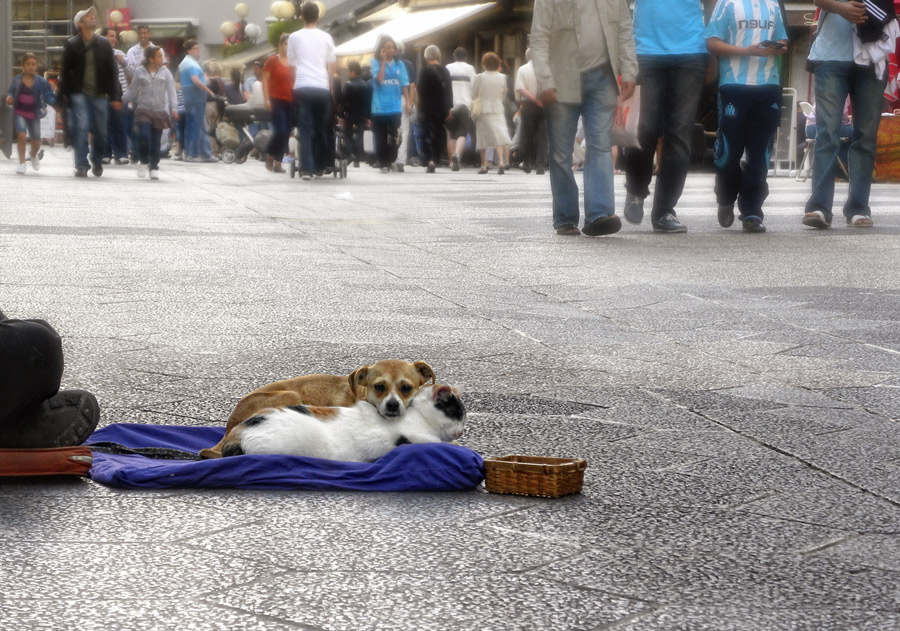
[815,0,868,23]
[529,0,557,104]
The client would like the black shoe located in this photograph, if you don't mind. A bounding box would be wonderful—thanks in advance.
[718,204,735,228]
[74,168,88,177]
[652,213,687,233]
[742,216,766,233]
[92,162,103,177]
[451,155,460,171]
[555,224,581,236]
[536,168,545,175]
[0,390,100,449]
[522,164,532,174]
[426,162,436,173]
[624,193,644,225]
[582,214,622,236]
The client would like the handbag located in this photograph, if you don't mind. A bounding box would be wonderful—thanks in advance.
[611,85,640,148]
[470,97,482,118]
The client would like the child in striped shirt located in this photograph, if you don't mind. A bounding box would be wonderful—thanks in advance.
[705,0,788,233]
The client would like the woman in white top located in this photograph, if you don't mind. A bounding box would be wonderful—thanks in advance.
[472,52,511,174]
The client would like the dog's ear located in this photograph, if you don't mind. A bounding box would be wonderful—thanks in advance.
[349,365,369,397]
[414,361,436,385]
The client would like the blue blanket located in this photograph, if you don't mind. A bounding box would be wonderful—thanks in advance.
[86,423,485,491]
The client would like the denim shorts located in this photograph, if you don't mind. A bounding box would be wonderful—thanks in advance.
[14,114,41,139]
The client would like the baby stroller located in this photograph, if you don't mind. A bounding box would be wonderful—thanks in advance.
[219,104,265,164]
[289,122,348,179]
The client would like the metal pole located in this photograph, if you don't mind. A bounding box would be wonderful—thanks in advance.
[1,0,13,159]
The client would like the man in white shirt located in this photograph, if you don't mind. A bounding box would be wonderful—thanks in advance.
[287,1,336,179]
[125,25,167,74]
[445,47,476,170]
[515,49,547,175]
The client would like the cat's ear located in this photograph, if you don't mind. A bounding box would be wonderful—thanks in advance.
[434,385,453,400]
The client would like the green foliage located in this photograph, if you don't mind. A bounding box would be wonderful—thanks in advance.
[268,19,304,49]
[223,41,253,58]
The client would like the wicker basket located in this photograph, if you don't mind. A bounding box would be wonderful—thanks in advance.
[483,455,587,498]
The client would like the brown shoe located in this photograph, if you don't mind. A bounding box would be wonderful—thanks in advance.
[273,162,284,173]
[265,155,274,171]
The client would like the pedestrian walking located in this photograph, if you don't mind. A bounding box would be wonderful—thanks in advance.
[472,52,512,174]
[263,33,294,173]
[125,25,167,75]
[445,47,477,171]
[287,1,337,180]
[801,0,898,229]
[122,46,178,180]
[339,60,372,168]
[515,49,547,174]
[531,0,638,236]
[6,52,56,175]
[416,45,453,173]
[179,39,219,162]
[395,41,416,170]
[99,27,131,165]
[370,34,410,173]
[705,0,787,233]
[622,0,709,233]
[58,6,123,177]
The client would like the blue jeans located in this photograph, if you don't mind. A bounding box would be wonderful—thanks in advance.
[265,97,293,162]
[624,54,708,220]
[184,101,211,159]
[106,103,129,159]
[69,93,109,170]
[294,88,332,174]
[546,64,618,229]
[136,122,162,171]
[805,62,885,220]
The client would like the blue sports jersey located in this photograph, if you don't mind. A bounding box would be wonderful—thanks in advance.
[370,58,409,115]
[705,0,788,86]
[634,0,708,56]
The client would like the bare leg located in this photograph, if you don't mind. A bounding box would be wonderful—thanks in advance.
[16,132,27,164]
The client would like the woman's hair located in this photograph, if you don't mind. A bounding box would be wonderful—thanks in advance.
[424,45,441,62]
[143,45,161,67]
[279,32,290,47]
[374,34,396,60]
[203,60,223,77]
[230,66,242,89]
[20,52,38,66]
[481,52,501,71]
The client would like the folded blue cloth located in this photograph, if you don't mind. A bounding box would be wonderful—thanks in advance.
[86,423,485,491]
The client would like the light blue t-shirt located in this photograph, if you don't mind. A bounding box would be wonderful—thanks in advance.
[179,55,206,105]
[633,0,708,55]
[705,0,787,85]
[370,58,409,115]
[808,7,855,62]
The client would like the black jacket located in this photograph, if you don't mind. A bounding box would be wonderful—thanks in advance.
[59,34,123,101]
[417,63,453,117]
[341,78,372,121]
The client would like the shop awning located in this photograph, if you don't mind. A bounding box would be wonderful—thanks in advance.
[221,41,276,69]
[131,18,198,40]
[334,2,496,57]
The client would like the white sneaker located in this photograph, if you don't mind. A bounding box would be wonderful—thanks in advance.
[137,164,148,178]
[16,163,26,175]
[30,153,40,171]
[149,170,159,180]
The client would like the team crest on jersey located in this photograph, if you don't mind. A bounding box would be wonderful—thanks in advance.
[724,103,737,117]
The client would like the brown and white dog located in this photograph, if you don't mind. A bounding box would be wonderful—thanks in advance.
[199,359,436,459]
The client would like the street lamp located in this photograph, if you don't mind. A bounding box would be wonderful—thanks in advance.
[109,10,123,33]
[224,2,258,44]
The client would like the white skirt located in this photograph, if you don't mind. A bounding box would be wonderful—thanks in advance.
[475,113,511,149]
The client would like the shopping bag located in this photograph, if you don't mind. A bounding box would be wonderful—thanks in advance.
[611,85,640,148]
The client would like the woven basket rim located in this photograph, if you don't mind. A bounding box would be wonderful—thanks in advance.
[484,454,587,474]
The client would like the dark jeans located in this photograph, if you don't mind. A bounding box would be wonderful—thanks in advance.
[294,87,331,174]
[418,110,445,165]
[624,53,707,220]
[372,113,401,168]
[106,104,129,159]
[136,122,163,170]
[342,116,366,162]
[266,97,293,162]
[713,84,781,219]
[519,99,548,169]
[0,314,63,428]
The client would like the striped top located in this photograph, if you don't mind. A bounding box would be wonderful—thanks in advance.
[705,0,787,86]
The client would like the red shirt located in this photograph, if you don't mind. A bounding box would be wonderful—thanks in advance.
[264,55,293,102]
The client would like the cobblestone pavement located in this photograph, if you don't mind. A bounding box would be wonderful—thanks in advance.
[2,148,900,630]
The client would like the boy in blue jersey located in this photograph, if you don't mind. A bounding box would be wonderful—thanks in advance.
[705,0,787,232]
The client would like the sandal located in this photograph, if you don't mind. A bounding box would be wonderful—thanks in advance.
[847,214,874,228]
[478,166,489,174]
